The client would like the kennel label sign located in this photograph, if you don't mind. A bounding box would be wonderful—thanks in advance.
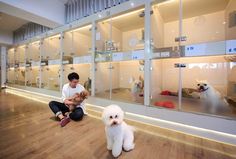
[112,52,123,61]
[31,61,40,66]
[185,44,207,56]
[132,50,145,60]
[83,56,92,63]
[48,59,60,65]
[73,56,91,64]
[226,40,236,54]
[185,41,225,56]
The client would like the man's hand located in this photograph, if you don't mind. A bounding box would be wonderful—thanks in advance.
[64,99,74,106]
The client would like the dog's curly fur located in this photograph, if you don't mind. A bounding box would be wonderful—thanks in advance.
[68,90,89,111]
[102,105,135,157]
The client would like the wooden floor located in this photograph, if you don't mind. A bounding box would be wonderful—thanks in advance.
[0,90,236,159]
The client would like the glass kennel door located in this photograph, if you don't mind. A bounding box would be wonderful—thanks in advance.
[25,66,40,88]
[64,24,92,58]
[27,41,40,62]
[95,16,113,100]
[7,49,15,67]
[15,46,25,65]
[42,34,61,61]
[110,61,144,104]
[7,68,15,84]
[150,0,181,110]
[41,65,60,91]
[179,0,236,118]
[95,6,145,104]
[15,67,25,86]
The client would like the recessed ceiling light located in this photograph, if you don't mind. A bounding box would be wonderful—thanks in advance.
[130,2,135,7]
[98,14,102,18]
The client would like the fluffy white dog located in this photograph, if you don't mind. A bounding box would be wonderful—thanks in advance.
[196,80,228,108]
[130,76,144,102]
[102,105,135,158]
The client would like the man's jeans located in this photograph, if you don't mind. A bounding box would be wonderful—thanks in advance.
[49,101,84,121]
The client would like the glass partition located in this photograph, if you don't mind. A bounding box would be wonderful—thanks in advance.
[179,0,236,117]
[150,0,180,109]
[42,34,61,61]
[41,65,60,91]
[150,0,236,118]
[95,6,145,104]
[26,41,40,62]
[7,68,15,84]
[15,46,25,65]
[64,24,92,58]
[7,49,15,67]
[15,67,25,86]
[25,66,40,88]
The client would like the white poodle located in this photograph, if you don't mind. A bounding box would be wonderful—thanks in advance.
[102,105,135,158]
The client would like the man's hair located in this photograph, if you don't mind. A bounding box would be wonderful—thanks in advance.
[68,72,79,81]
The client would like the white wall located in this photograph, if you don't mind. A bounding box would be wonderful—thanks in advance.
[0,0,65,28]
[0,30,13,45]
[164,11,226,47]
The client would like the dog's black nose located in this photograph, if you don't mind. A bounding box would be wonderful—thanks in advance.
[112,121,117,125]
[199,86,204,90]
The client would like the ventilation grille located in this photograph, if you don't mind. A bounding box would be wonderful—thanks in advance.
[13,22,51,44]
[65,0,130,24]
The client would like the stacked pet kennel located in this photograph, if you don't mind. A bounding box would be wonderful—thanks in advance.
[65,0,130,23]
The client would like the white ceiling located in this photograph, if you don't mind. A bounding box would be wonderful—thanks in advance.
[0,12,29,32]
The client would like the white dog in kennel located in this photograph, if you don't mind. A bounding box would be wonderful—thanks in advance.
[102,105,135,158]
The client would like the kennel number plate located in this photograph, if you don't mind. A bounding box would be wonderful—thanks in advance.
[185,41,225,56]
[31,61,40,66]
[112,53,123,61]
[73,56,92,64]
[226,40,236,54]
[48,59,60,65]
[132,50,145,60]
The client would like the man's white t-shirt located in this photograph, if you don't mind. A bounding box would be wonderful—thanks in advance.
[62,83,87,114]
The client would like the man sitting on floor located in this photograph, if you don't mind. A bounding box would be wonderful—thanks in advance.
[49,72,87,127]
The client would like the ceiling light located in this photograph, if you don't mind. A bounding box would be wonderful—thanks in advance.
[71,24,92,33]
[157,0,175,6]
[104,8,144,22]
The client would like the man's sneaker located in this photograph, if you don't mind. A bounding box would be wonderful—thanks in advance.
[60,116,70,127]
